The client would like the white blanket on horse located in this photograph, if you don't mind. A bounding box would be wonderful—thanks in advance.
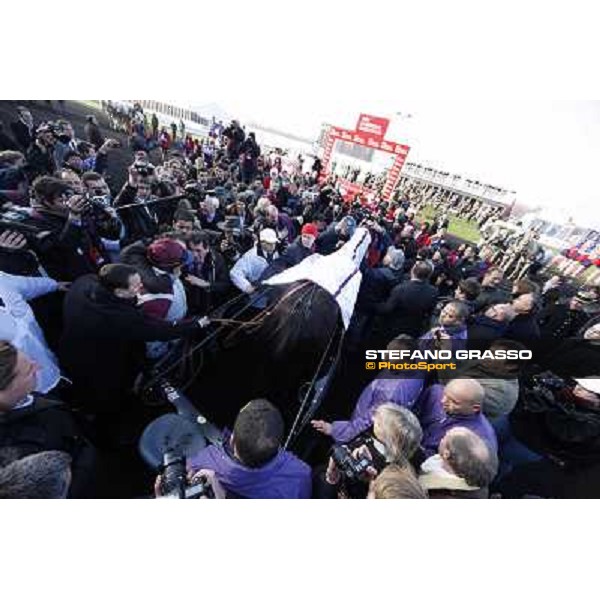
[264,227,372,329]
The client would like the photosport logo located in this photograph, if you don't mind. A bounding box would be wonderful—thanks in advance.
[364,348,532,372]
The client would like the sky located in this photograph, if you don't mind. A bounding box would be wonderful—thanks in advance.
[188,97,600,224]
[14,0,598,226]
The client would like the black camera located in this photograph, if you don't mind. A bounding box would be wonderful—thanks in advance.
[160,451,214,499]
[331,444,375,481]
[133,161,155,177]
[0,204,54,248]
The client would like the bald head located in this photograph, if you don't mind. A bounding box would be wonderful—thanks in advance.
[442,379,485,416]
[440,427,498,487]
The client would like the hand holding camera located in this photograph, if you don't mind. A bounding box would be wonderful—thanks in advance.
[66,194,88,217]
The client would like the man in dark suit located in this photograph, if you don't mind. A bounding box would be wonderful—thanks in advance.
[372,261,439,340]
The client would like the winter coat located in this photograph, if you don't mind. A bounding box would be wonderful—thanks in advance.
[331,374,426,443]
[59,275,199,413]
[372,279,438,337]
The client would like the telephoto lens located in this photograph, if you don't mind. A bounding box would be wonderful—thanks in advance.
[160,451,187,498]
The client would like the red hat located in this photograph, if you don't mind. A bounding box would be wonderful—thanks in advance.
[147,238,185,270]
[301,223,318,237]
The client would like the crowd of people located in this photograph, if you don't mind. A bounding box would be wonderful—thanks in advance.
[0,100,599,499]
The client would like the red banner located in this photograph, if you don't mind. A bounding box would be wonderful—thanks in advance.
[356,114,389,140]
[327,126,409,156]
[320,116,410,199]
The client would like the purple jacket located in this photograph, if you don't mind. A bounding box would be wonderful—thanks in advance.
[331,374,426,443]
[419,325,468,353]
[188,442,312,499]
[418,384,498,457]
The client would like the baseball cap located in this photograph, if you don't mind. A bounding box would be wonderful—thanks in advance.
[301,223,318,237]
[259,228,277,244]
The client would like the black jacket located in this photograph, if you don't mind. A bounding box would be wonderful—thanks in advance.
[538,303,591,339]
[25,143,56,181]
[113,184,160,244]
[59,275,200,413]
[315,229,346,256]
[0,394,96,498]
[467,314,508,345]
[10,120,32,151]
[356,266,404,311]
[473,285,511,312]
[30,209,116,281]
[184,249,231,314]
[373,279,438,337]
[505,313,541,345]
[84,122,104,149]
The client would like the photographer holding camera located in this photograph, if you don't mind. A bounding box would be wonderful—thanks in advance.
[314,403,424,499]
[113,162,161,244]
[26,175,120,281]
[186,399,311,499]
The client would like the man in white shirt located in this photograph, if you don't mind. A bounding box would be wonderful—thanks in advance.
[0,271,67,393]
[230,228,279,294]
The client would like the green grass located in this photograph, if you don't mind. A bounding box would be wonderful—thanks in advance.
[417,205,481,244]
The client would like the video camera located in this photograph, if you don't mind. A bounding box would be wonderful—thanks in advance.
[330,444,375,481]
[160,451,214,499]
[0,203,54,249]
[133,160,155,178]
